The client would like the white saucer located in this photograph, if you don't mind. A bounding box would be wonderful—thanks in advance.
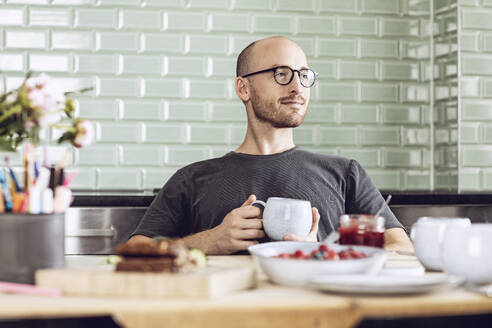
[307,274,463,295]
[378,266,425,276]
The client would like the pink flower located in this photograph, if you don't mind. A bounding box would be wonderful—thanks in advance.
[25,74,65,127]
[26,88,46,109]
[72,119,94,148]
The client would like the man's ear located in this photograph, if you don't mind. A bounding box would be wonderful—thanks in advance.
[235,77,250,102]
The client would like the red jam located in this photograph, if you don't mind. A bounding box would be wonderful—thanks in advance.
[338,215,385,248]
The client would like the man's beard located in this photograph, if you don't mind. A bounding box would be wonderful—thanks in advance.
[250,87,307,128]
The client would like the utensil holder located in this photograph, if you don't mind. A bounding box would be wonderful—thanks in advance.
[0,213,65,284]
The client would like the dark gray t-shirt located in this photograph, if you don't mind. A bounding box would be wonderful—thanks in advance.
[133,147,403,241]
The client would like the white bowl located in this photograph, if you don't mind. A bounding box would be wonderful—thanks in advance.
[248,241,387,286]
[441,224,492,284]
[411,217,471,271]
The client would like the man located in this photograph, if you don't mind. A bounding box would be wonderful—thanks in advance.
[129,36,414,254]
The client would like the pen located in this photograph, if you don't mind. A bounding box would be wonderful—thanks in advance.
[49,165,56,192]
[34,161,39,180]
[0,184,5,213]
[0,281,62,297]
[58,168,65,186]
[63,171,78,187]
[9,179,17,200]
[0,171,13,212]
[12,193,26,213]
[5,157,22,192]
[23,143,34,193]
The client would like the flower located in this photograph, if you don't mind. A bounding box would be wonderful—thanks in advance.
[73,119,94,148]
[58,118,94,148]
[0,72,93,151]
[26,74,64,113]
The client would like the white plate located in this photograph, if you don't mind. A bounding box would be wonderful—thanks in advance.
[307,274,463,295]
[248,242,387,286]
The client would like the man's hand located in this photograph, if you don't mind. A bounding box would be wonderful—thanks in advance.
[127,235,153,244]
[183,194,265,255]
[282,207,320,242]
[384,227,415,252]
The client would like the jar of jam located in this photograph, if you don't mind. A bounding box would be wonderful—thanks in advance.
[338,214,385,248]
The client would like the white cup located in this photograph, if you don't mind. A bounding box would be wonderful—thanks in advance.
[251,197,312,241]
[442,224,492,284]
[410,217,471,271]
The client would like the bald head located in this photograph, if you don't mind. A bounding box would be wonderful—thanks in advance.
[236,40,257,77]
[236,36,302,77]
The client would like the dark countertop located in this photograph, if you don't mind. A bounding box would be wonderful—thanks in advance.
[71,191,492,207]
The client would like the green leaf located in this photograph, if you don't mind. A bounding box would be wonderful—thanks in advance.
[57,131,75,145]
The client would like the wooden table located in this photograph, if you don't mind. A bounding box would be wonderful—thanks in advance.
[0,253,491,328]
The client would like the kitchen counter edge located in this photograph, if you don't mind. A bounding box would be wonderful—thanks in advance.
[71,192,492,207]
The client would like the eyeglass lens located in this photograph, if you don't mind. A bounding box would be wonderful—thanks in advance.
[274,67,316,87]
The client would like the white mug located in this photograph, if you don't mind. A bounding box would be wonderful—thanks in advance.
[442,224,492,284]
[410,217,471,271]
[251,197,312,241]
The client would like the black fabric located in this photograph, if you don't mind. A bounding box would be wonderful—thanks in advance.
[356,313,492,328]
[132,147,403,240]
[0,316,121,328]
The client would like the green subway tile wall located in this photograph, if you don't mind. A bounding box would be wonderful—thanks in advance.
[0,0,486,193]
[434,0,458,191]
[459,0,492,191]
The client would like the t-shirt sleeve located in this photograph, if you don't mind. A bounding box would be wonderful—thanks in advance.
[131,170,189,238]
[345,160,404,230]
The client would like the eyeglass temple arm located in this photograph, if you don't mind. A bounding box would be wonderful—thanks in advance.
[241,67,276,78]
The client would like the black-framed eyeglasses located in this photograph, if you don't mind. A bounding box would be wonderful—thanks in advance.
[241,65,318,88]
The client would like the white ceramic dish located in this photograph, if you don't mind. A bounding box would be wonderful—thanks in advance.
[307,274,463,295]
[248,241,387,286]
[442,224,492,284]
[411,217,471,271]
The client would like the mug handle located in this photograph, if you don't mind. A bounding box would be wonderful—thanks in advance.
[410,226,416,241]
[251,200,266,208]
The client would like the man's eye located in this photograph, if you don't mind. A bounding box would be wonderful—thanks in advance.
[276,72,287,78]
[301,71,311,79]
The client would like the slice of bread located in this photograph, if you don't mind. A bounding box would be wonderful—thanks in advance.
[114,239,195,273]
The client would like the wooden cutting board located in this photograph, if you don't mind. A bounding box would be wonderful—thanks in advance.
[35,257,257,299]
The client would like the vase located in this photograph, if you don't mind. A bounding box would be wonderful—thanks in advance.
[0,213,65,284]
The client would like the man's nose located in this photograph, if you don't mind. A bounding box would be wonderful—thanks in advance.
[288,71,303,93]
